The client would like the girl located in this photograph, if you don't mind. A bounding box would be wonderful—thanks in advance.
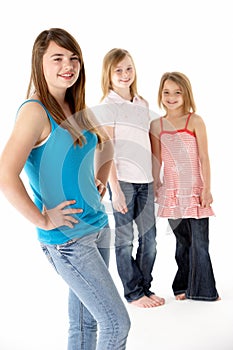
[150,71,220,301]
[0,28,130,349]
[96,48,165,308]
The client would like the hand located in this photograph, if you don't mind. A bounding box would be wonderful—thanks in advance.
[200,189,213,208]
[42,200,83,230]
[95,178,107,200]
[154,181,162,199]
[112,189,128,214]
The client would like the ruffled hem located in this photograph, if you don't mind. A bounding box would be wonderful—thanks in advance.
[156,205,215,219]
[156,187,215,219]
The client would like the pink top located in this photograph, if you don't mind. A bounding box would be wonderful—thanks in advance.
[156,113,215,219]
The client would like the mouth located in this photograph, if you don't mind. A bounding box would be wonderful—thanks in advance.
[59,73,74,79]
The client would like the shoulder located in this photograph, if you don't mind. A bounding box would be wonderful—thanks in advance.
[189,113,206,130]
[17,99,48,121]
[16,99,51,140]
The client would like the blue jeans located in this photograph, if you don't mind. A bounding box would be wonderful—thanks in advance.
[109,181,157,302]
[168,218,219,301]
[41,227,130,349]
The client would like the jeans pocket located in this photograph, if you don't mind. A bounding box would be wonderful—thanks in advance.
[56,237,80,250]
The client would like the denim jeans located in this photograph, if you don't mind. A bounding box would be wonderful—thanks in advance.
[109,181,157,302]
[41,227,130,350]
[168,218,219,301]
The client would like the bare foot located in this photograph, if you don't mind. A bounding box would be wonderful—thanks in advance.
[149,294,165,306]
[175,293,186,300]
[129,295,162,308]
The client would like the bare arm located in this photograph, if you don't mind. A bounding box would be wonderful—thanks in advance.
[150,118,162,197]
[95,126,114,199]
[0,102,82,230]
[193,114,213,208]
[103,126,128,214]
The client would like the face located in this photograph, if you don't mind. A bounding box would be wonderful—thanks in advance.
[42,41,81,94]
[111,55,135,91]
[162,79,184,111]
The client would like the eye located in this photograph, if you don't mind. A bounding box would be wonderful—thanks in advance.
[115,68,122,74]
[71,56,80,61]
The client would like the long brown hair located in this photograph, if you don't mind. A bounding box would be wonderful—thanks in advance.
[100,48,139,101]
[158,72,196,114]
[27,28,102,146]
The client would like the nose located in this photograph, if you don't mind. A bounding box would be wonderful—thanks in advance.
[63,57,74,70]
[122,70,129,77]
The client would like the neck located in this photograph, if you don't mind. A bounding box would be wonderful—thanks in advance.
[112,87,132,101]
[166,108,186,119]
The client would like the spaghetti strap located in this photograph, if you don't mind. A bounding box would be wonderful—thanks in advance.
[184,113,192,129]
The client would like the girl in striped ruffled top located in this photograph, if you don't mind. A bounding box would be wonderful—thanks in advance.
[150,71,220,301]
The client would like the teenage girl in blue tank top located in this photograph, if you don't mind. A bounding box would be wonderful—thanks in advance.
[0,28,130,350]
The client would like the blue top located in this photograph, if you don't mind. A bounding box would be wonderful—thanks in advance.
[20,99,108,244]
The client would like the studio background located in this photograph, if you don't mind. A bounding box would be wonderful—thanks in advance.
[0,1,232,349]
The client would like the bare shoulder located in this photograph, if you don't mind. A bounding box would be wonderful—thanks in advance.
[191,113,205,126]
[15,99,51,145]
[17,99,48,123]
[189,113,206,133]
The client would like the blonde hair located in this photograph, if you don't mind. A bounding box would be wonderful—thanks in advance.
[27,28,102,146]
[100,48,138,101]
[158,72,196,114]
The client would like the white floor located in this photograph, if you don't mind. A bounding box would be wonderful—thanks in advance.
[0,202,232,349]
[111,218,233,350]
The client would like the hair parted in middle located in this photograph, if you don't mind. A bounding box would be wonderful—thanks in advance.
[158,71,196,114]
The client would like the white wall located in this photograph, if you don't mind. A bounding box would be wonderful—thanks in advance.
[0,1,232,349]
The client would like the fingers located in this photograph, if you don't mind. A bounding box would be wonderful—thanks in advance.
[63,215,79,228]
[57,199,78,209]
[200,198,213,208]
[62,207,83,215]
[96,181,107,199]
[44,200,83,230]
[60,201,83,228]
[113,203,128,214]
[120,206,128,214]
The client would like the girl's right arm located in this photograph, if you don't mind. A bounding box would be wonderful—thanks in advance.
[149,118,162,197]
[0,102,82,230]
[105,126,128,214]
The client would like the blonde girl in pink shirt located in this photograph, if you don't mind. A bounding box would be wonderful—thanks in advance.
[150,72,220,301]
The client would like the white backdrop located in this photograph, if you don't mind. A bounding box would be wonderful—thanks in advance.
[0,1,232,349]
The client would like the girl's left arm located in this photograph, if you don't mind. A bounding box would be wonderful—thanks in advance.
[194,114,213,207]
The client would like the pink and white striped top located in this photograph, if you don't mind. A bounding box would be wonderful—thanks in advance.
[156,113,215,219]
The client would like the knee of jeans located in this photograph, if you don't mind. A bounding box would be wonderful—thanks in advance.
[115,240,133,249]
[115,312,131,339]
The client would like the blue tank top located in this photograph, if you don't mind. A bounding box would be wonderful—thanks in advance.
[20,99,108,244]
